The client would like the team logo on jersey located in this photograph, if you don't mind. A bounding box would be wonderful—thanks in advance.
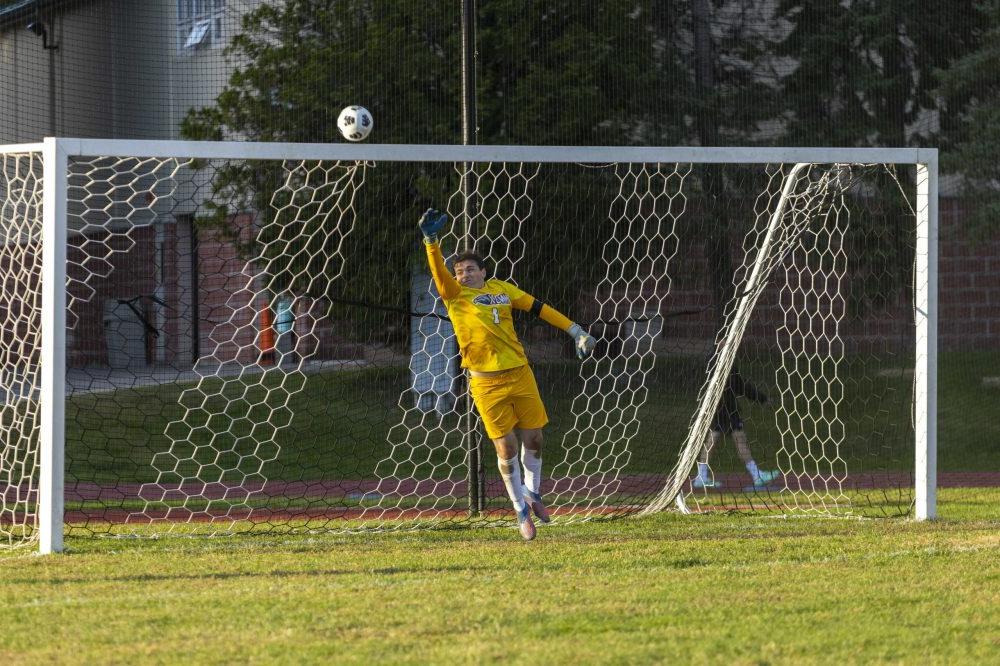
[472,293,510,306]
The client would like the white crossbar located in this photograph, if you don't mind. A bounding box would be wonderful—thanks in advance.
[47,138,935,166]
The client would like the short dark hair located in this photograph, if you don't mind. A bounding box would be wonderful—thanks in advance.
[452,250,486,271]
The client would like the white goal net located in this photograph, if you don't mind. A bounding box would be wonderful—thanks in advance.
[0,140,936,552]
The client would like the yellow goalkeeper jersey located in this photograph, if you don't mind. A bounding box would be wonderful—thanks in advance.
[425,242,572,372]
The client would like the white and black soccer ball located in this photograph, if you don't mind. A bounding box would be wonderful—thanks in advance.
[338,105,373,142]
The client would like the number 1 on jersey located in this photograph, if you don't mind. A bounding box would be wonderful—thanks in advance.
[492,307,500,324]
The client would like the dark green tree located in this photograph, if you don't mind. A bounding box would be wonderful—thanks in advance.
[177,1,831,336]
[179,0,705,323]
[776,0,980,147]
[772,1,982,311]
[936,0,1000,229]
[475,0,691,146]
[675,0,790,327]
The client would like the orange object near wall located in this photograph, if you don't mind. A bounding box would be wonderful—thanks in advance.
[259,302,276,365]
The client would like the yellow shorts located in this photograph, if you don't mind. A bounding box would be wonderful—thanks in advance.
[468,364,548,440]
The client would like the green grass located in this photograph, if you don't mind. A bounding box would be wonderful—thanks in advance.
[59,350,1000,490]
[936,350,1000,471]
[1,487,997,664]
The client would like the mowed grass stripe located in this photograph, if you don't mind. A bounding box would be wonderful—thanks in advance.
[0,488,997,664]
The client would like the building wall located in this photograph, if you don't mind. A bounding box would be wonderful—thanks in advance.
[938,199,1000,350]
[0,0,250,144]
[53,217,356,369]
[588,197,998,356]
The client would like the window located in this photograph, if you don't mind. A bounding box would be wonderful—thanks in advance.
[177,0,226,53]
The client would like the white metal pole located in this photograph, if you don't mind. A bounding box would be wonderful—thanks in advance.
[58,139,927,165]
[915,155,938,520]
[644,163,810,514]
[39,138,68,553]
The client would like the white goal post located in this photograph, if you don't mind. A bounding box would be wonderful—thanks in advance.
[0,138,936,554]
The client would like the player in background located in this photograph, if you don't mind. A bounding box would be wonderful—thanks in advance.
[418,209,596,540]
[693,364,780,490]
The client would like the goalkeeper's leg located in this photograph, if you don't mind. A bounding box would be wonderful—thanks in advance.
[510,370,551,524]
[471,367,547,540]
[519,429,551,523]
[494,433,535,541]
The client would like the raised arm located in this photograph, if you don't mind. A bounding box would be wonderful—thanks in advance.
[424,241,462,300]
[418,209,461,300]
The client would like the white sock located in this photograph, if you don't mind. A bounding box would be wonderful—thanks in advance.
[746,460,760,481]
[697,462,710,480]
[521,448,543,496]
[498,455,526,512]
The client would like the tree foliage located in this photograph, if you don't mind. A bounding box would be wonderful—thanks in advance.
[770,1,983,310]
[179,0,991,332]
[936,0,1000,230]
[776,0,981,147]
[179,0,777,312]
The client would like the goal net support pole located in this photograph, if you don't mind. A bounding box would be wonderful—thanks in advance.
[915,158,938,521]
[39,138,68,554]
[642,162,814,515]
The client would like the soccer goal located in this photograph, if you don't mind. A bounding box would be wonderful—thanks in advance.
[0,139,936,553]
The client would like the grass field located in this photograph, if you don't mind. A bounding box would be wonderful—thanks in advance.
[34,347,994,533]
[61,350,1000,489]
[2,487,998,664]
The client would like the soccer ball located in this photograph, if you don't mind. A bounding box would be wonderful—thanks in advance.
[338,105,373,142]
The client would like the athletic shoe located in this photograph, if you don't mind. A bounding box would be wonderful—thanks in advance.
[754,470,781,487]
[517,505,536,541]
[523,489,551,524]
[692,476,723,490]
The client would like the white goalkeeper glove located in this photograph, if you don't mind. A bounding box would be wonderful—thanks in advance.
[567,323,596,360]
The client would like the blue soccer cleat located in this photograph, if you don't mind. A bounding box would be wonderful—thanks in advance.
[524,490,551,524]
[517,505,536,541]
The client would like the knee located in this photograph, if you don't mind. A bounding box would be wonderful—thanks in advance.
[522,429,543,452]
[493,433,519,460]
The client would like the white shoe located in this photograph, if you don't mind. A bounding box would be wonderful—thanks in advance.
[754,470,780,487]
[692,476,722,490]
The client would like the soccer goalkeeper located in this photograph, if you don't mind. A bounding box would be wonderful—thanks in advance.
[418,209,596,541]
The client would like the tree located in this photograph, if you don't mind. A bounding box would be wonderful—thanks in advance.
[936,0,1000,229]
[772,1,982,310]
[181,2,852,335]
[474,0,692,146]
[672,0,789,327]
[776,0,980,148]
[180,0,702,322]
[181,0,462,334]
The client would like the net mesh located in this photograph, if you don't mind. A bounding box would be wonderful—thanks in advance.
[0,151,44,549]
[130,159,367,530]
[0,147,922,548]
[659,164,916,516]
